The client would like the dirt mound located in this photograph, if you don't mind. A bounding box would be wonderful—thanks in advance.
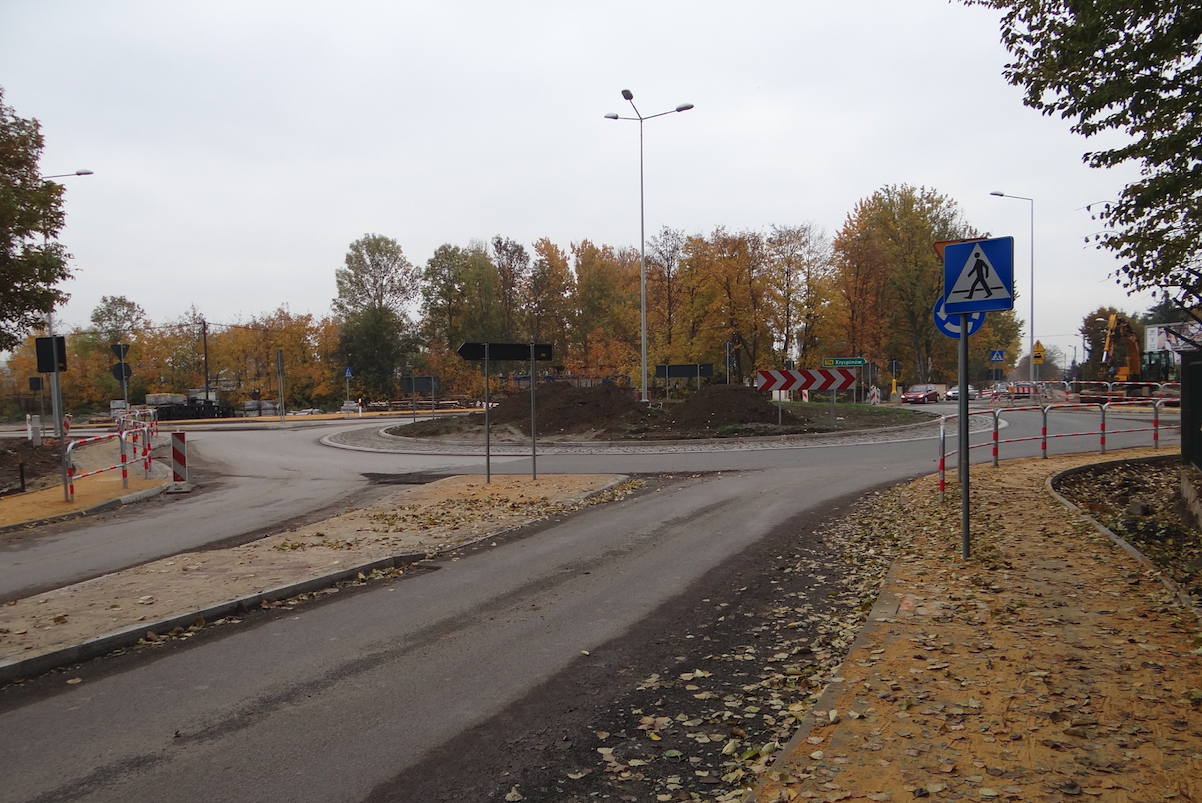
[488,382,650,435]
[668,384,798,430]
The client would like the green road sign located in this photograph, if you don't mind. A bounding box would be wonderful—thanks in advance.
[822,357,867,367]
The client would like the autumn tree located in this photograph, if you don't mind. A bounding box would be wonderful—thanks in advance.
[966,1,1202,322]
[646,226,687,362]
[420,244,470,349]
[89,296,147,344]
[680,228,771,383]
[766,223,833,368]
[0,87,73,350]
[334,234,419,399]
[457,240,503,343]
[491,236,531,341]
[526,238,574,361]
[571,240,637,374]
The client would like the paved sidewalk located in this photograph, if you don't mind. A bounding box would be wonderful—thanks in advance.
[752,448,1202,803]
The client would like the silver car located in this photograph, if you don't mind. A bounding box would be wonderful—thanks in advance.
[945,385,978,401]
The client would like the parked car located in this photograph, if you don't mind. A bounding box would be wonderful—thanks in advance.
[945,385,978,401]
[901,383,940,404]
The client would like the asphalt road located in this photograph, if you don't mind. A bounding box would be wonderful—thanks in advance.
[0,419,497,601]
[0,406,1178,803]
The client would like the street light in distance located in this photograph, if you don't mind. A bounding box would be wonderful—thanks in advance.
[605,90,694,402]
[990,190,1036,382]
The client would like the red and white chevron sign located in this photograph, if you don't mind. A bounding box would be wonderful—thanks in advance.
[755,368,857,392]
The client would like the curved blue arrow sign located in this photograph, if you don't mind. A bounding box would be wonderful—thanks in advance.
[934,293,986,339]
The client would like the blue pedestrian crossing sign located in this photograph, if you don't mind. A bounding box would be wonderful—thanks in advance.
[345,366,353,379]
[934,293,986,339]
[943,237,1014,314]
[990,349,1005,362]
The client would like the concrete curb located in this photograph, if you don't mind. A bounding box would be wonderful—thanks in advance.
[748,566,910,801]
[317,415,1001,456]
[0,552,425,686]
[0,474,634,686]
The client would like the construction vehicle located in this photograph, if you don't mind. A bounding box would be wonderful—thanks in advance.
[1100,313,1141,382]
[1080,313,1178,404]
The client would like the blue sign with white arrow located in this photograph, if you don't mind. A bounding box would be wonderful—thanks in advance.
[934,293,986,339]
[944,237,1015,314]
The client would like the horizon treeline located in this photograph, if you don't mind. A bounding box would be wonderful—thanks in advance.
[2,185,1027,413]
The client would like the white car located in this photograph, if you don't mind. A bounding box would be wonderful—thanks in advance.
[945,385,978,401]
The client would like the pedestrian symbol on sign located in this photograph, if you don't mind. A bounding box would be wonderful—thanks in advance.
[948,244,1010,304]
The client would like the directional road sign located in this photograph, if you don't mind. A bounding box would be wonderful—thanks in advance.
[989,349,1005,362]
[755,369,856,392]
[400,376,441,394]
[655,363,714,379]
[821,357,867,367]
[943,236,1014,314]
[457,342,553,361]
[934,292,986,339]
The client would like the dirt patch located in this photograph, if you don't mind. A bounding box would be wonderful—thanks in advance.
[0,440,64,495]
[667,384,799,431]
[490,382,652,436]
[389,384,933,441]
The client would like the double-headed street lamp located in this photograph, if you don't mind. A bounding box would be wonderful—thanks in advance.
[605,90,693,402]
[989,191,1035,381]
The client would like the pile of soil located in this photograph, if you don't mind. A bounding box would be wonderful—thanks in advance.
[0,439,64,496]
[486,382,651,436]
[667,384,799,430]
[389,384,932,441]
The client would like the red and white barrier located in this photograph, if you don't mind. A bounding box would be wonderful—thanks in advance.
[64,431,129,502]
[938,399,1180,500]
[171,432,187,482]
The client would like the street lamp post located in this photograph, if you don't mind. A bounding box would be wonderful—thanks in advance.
[990,191,1035,381]
[605,90,693,402]
[40,169,93,499]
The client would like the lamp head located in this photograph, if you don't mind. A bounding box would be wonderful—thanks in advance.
[990,191,1005,197]
[604,113,619,120]
[76,169,94,176]
[675,103,694,112]
[621,89,634,101]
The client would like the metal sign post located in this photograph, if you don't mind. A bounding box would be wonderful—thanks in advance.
[530,344,537,481]
[484,345,490,484]
[959,313,970,559]
[276,349,285,423]
[457,342,553,484]
[937,236,1016,560]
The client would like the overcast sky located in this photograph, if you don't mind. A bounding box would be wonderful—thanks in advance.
[1,0,1157,366]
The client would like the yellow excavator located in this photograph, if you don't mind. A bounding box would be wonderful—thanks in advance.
[1100,313,1141,382]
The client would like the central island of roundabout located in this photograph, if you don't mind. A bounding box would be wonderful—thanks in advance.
[321,383,972,455]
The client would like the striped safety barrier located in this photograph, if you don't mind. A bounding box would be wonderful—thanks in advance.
[64,431,129,503]
[171,432,187,482]
[938,399,1180,501]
